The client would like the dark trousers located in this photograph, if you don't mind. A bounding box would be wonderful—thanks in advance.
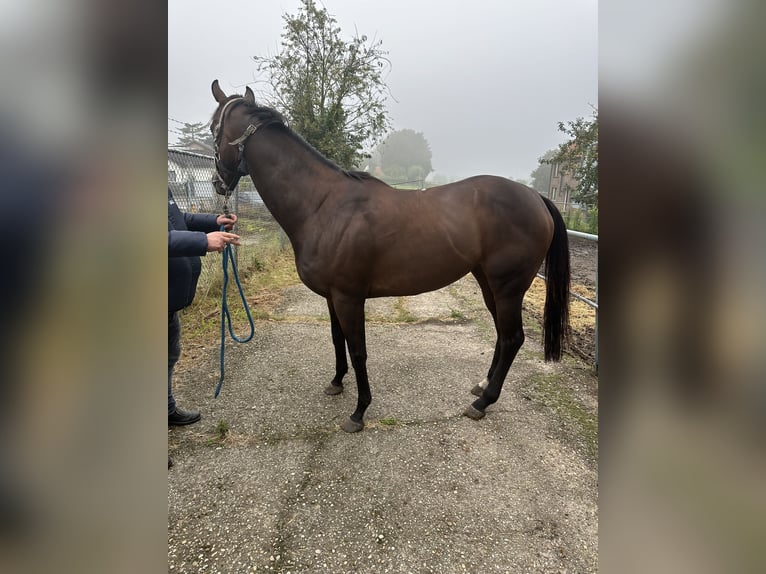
[168,311,181,414]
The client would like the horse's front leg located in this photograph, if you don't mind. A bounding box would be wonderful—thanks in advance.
[324,298,348,396]
[330,293,370,433]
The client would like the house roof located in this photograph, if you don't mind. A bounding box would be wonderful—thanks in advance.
[176,140,215,155]
[168,148,215,169]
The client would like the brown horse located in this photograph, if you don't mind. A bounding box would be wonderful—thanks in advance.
[210,80,570,432]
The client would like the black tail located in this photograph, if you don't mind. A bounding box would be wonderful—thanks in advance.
[541,196,570,361]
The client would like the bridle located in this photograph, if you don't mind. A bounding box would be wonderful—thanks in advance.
[211,97,260,197]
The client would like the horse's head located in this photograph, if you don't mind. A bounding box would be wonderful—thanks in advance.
[210,79,256,196]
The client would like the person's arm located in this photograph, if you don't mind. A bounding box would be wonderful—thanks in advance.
[168,229,209,257]
[184,212,238,232]
[169,228,241,256]
[183,212,220,233]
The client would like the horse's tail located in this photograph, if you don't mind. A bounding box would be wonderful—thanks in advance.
[541,196,570,361]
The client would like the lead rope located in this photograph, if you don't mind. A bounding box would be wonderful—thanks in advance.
[215,198,255,398]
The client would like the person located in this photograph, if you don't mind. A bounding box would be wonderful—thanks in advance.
[168,187,240,429]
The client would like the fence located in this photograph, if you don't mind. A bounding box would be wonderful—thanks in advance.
[168,149,286,292]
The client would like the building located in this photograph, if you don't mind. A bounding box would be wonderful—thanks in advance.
[547,161,578,211]
[167,149,218,212]
[175,139,215,156]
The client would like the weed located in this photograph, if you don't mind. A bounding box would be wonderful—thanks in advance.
[247,255,265,273]
[449,308,465,320]
[207,419,230,446]
[379,418,399,426]
[393,298,417,323]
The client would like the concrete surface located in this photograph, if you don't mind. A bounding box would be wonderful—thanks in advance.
[168,277,598,573]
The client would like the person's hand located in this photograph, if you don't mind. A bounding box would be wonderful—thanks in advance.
[207,231,241,253]
[216,213,237,230]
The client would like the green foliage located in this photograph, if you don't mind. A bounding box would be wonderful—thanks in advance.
[545,109,598,208]
[384,165,406,182]
[372,128,433,183]
[587,205,598,233]
[407,165,425,182]
[563,206,598,234]
[427,173,451,186]
[253,0,391,168]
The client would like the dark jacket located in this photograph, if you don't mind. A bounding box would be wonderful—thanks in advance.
[168,189,219,313]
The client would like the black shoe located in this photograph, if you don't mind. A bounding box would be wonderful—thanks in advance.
[168,406,201,426]
[168,456,173,469]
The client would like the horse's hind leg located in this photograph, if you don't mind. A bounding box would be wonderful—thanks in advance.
[323,298,348,396]
[472,340,499,396]
[330,293,371,433]
[471,268,499,396]
[464,292,525,420]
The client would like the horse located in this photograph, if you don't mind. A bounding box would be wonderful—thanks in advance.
[209,80,570,433]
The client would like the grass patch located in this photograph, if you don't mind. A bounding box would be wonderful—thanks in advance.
[379,417,400,426]
[449,308,466,320]
[393,298,417,323]
[525,373,598,460]
[181,236,301,350]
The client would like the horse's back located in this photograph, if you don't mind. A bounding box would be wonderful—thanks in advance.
[427,175,552,237]
[434,175,554,279]
[359,176,551,295]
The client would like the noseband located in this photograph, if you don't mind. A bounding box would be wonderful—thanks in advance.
[212,98,260,195]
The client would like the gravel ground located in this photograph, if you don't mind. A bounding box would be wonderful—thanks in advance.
[169,277,598,573]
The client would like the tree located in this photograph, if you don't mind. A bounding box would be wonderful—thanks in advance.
[530,149,555,194]
[545,109,598,207]
[375,128,433,183]
[175,121,214,149]
[428,173,450,186]
[252,0,391,169]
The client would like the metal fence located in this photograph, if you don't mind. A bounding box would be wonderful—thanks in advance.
[168,149,286,292]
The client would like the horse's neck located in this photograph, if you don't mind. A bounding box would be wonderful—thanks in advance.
[245,129,339,239]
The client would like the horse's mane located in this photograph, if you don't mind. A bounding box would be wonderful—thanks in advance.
[224,97,384,184]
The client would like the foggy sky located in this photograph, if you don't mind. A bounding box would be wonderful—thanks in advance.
[169,0,597,181]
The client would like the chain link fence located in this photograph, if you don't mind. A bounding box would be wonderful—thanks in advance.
[168,149,286,293]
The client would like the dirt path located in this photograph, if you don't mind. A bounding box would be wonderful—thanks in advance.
[169,278,598,573]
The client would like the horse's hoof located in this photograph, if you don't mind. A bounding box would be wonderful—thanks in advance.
[340,417,364,433]
[324,383,343,396]
[470,384,484,397]
[463,405,486,420]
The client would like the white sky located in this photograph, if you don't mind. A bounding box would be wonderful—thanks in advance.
[169,0,598,181]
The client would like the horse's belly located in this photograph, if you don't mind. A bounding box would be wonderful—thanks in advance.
[368,257,471,297]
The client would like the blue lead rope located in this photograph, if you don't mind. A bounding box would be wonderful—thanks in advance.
[215,225,255,398]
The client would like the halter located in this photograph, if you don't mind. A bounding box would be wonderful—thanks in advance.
[211,97,260,201]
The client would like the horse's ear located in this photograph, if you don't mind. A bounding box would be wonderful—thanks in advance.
[212,80,227,103]
[244,86,255,103]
